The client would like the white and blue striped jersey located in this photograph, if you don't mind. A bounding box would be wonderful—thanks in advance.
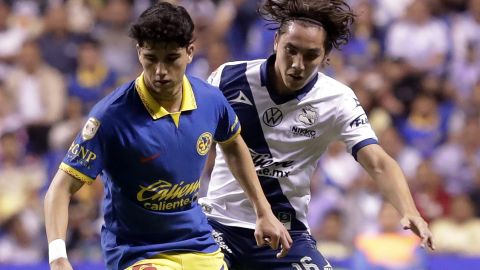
[200,55,378,231]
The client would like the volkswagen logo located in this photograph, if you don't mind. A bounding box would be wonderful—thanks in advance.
[262,107,283,127]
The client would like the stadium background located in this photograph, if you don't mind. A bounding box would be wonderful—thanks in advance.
[0,0,480,269]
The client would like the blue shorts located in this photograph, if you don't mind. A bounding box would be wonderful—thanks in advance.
[209,219,332,270]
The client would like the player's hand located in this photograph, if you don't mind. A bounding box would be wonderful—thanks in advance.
[401,215,435,251]
[50,257,73,270]
[254,212,293,258]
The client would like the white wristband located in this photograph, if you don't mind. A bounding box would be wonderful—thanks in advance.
[48,239,68,264]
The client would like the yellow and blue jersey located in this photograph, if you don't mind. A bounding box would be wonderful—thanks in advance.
[60,73,240,270]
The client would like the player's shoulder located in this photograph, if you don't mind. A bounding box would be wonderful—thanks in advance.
[210,59,265,81]
[313,72,357,100]
[89,79,136,122]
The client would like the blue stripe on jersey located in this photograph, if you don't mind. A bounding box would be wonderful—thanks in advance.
[352,138,378,160]
[219,63,307,230]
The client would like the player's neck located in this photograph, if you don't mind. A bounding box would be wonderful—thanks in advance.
[270,63,294,96]
[149,84,183,113]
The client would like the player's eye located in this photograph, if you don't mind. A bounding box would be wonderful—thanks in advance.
[285,46,297,55]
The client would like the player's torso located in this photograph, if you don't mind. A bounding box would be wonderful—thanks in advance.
[103,89,217,213]
[205,60,344,229]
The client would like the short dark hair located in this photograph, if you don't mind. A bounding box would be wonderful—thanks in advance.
[259,0,355,54]
[128,1,194,48]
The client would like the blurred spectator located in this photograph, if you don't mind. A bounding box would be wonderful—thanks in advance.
[94,0,138,80]
[372,0,413,27]
[314,209,352,260]
[67,35,118,111]
[0,0,28,80]
[0,82,22,135]
[352,202,426,270]
[450,0,480,67]
[65,0,97,34]
[432,118,480,194]
[0,213,44,264]
[4,39,66,155]
[0,132,45,264]
[385,0,449,74]
[412,160,451,223]
[430,195,480,255]
[395,93,451,157]
[308,141,363,229]
[343,173,383,244]
[38,5,83,75]
[343,1,384,69]
[379,126,422,181]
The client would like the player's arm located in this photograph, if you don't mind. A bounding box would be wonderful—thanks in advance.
[357,144,434,250]
[218,135,293,258]
[44,170,84,269]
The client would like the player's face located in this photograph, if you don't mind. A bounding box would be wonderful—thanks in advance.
[137,41,194,96]
[273,22,326,94]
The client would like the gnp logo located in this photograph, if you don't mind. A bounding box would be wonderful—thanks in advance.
[197,132,212,155]
[262,107,283,127]
[67,143,97,167]
[137,179,200,211]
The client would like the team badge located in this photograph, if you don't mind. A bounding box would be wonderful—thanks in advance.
[196,132,213,155]
[81,117,100,141]
[297,105,318,126]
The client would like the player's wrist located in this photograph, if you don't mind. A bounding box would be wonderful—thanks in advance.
[48,239,68,264]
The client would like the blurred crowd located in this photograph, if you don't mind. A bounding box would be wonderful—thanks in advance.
[0,0,479,268]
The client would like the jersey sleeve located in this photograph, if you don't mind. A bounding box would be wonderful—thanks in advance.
[335,93,378,160]
[59,116,106,184]
[213,93,241,144]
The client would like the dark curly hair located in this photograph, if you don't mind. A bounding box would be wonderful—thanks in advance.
[259,0,355,54]
[128,2,194,48]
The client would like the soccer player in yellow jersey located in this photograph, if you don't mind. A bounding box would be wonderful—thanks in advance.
[44,2,291,270]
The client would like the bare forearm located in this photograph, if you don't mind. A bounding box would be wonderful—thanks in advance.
[44,171,83,242]
[219,137,271,216]
[358,145,419,216]
[370,156,419,216]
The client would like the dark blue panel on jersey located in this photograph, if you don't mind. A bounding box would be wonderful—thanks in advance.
[352,138,378,160]
[219,63,307,230]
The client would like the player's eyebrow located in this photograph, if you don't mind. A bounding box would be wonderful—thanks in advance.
[286,42,322,54]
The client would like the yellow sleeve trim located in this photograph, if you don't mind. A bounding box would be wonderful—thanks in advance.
[59,163,95,185]
[217,127,241,145]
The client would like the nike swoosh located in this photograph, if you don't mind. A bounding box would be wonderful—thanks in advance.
[139,153,160,163]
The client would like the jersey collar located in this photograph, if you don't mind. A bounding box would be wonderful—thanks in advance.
[260,54,318,104]
[135,73,197,120]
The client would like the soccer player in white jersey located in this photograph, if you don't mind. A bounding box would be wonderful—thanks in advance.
[200,0,434,269]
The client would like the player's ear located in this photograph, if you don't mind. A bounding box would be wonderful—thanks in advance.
[136,44,141,58]
[186,44,195,63]
[273,32,279,53]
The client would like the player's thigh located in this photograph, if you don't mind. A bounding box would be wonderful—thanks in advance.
[127,249,228,270]
[243,232,331,270]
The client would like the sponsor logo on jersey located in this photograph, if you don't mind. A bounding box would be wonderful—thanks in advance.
[249,149,294,178]
[349,114,369,128]
[81,117,100,141]
[137,179,200,211]
[67,143,97,167]
[291,126,316,138]
[262,107,283,127]
[197,132,213,155]
[297,105,318,126]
